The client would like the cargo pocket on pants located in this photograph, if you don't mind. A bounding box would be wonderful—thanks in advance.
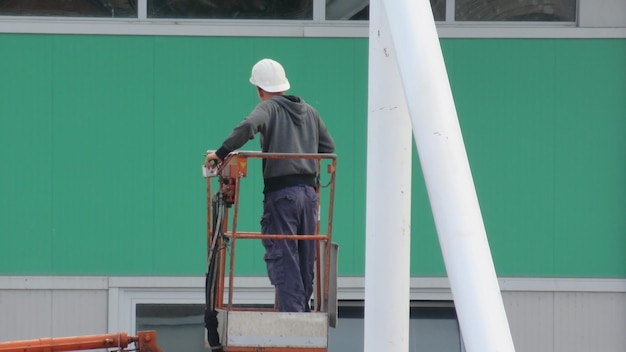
[263,249,285,286]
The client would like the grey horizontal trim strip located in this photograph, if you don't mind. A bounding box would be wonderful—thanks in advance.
[0,19,624,38]
[1,276,624,293]
[0,276,109,290]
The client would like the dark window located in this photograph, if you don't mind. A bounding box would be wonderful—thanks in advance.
[326,0,446,21]
[136,304,206,352]
[147,0,312,19]
[455,0,576,21]
[0,0,577,22]
[0,0,137,18]
[329,302,463,351]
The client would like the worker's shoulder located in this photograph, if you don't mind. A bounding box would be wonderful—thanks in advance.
[258,97,286,110]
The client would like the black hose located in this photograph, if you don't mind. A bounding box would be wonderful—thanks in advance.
[205,191,224,351]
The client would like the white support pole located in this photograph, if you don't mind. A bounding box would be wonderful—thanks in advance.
[363,0,413,351]
[380,0,516,351]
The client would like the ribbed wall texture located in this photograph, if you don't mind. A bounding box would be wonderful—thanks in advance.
[0,35,624,277]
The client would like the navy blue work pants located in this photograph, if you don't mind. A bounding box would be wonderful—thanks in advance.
[261,185,319,312]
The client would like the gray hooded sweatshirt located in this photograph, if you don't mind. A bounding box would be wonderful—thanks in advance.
[216,95,335,192]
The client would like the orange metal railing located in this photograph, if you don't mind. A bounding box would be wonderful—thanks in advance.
[206,151,337,312]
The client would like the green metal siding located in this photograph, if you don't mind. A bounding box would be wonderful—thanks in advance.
[0,34,624,277]
[442,39,626,277]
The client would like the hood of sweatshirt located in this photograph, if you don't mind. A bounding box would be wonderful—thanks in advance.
[272,95,306,126]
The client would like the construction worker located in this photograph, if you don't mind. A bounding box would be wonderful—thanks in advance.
[204,58,335,312]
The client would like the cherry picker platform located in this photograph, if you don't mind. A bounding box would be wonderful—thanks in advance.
[203,151,338,352]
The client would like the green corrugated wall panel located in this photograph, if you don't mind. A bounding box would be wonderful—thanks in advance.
[49,35,156,274]
[552,40,626,276]
[151,36,234,275]
[442,39,560,276]
[0,35,54,273]
[441,39,626,277]
[0,34,624,278]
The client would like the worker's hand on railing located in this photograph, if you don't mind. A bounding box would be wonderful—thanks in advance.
[203,151,223,178]
[204,151,222,168]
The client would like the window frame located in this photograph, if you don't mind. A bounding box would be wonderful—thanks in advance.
[0,0,578,23]
[0,0,624,38]
[126,294,466,351]
[108,276,455,335]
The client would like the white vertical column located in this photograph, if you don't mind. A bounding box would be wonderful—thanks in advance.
[364,0,413,351]
[381,0,516,351]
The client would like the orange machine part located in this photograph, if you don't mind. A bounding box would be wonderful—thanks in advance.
[0,331,162,352]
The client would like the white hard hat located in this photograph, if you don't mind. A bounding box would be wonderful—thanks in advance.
[249,58,290,93]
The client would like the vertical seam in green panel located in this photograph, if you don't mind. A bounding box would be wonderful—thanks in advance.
[50,34,57,274]
[551,39,557,277]
[151,37,157,274]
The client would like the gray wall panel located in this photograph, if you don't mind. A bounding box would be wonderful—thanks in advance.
[499,291,626,352]
[579,0,626,27]
[1,277,625,352]
[502,291,554,352]
[554,292,626,352]
[0,289,108,342]
[0,290,52,341]
[51,290,108,337]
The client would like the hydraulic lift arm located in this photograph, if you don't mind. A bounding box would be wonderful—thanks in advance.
[0,331,162,352]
